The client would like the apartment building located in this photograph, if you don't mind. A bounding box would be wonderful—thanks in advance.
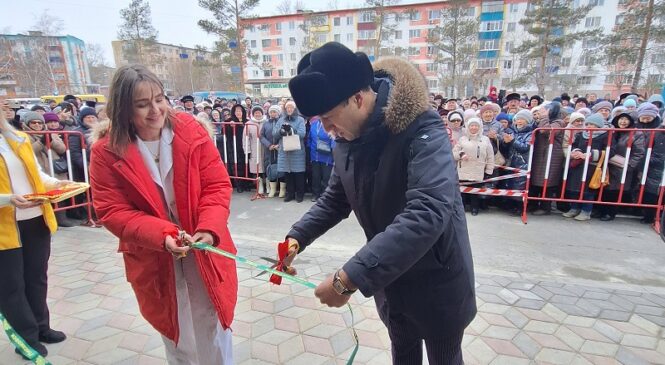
[0,32,91,97]
[241,0,664,98]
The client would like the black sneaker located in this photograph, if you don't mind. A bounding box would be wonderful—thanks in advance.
[600,214,615,222]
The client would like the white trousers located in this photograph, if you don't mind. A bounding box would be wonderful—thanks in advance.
[161,254,233,365]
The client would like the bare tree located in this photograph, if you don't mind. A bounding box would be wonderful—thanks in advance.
[327,0,340,10]
[0,38,57,96]
[277,0,292,14]
[31,10,64,35]
[363,0,400,60]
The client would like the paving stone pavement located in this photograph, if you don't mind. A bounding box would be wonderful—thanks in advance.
[1,227,665,365]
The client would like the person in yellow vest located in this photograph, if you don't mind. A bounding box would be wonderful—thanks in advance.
[0,106,70,360]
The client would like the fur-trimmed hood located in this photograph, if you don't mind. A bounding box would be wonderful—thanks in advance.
[91,118,110,145]
[373,57,430,134]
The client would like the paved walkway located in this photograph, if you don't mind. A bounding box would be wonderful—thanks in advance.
[1,226,665,365]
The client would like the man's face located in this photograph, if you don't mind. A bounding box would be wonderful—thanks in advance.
[575,102,586,110]
[446,100,457,110]
[562,100,569,107]
[508,99,519,109]
[588,93,597,103]
[184,101,193,109]
[319,94,367,141]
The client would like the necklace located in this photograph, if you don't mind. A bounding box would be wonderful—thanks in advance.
[145,140,160,164]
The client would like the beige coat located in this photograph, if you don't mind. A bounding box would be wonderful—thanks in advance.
[453,131,494,182]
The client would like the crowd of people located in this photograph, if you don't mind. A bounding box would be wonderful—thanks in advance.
[4,85,665,225]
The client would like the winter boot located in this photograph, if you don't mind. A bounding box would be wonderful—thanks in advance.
[56,211,78,227]
[279,182,287,198]
[258,178,265,195]
[574,211,591,221]
[562,209,580,218]
[268,182,278,198]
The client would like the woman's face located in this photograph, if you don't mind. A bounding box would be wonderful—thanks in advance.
[211,110,221,121]
[4,108,15,119]
[468,123,480,135]
[482,110,493,122]
[514,118,527,129]
[530,99,538,107]
[434,99,442,107]
[618,116,631,129]
[599,108,611,120]
[253,110,263,120]
[462,100,471,109]
[285,104,295,116]
[499,120,509,129]
[585,122,598,129]
[27,119,45,131]
[234,107,243,119]
[269,110,279,119]
[571,118,584,127]
[223,110,231,119]
[639,115,654,124]
[131,82,169,139]
[46,120,61,131]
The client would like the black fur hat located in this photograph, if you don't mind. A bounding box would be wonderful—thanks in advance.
[288,42,374,117]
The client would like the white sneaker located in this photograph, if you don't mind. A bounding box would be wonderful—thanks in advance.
[575,211,591,221]
[562,209,580,218]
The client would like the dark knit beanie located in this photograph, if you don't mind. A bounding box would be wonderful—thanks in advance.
[288,42,374,117]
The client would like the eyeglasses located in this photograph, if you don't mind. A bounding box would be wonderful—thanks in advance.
[28,121,45,125]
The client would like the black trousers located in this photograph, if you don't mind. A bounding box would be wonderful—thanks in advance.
[387,312,464,365]
[285,172,305,200]
[311,161,332,198]
[0,216,52,345]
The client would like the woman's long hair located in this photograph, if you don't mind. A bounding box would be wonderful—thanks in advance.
[230,104,247,123]
[107,64,171,155]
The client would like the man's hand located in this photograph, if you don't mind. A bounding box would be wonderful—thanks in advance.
[282,238,299,275]
[314,272,353,308]
[503,134,514,143]
[191,231,215,246]
[10,195,42,209]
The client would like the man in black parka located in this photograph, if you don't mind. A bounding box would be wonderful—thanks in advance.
[282,42,476,364]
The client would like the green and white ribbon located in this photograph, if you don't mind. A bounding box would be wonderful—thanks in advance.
[0,312,52,365]
[191,242,359,364]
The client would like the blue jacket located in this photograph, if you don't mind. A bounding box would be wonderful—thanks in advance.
[274,112,306,173]
[308,119,335,166]
[499,123,533,190]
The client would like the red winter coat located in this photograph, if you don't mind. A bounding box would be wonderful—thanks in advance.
[89,112,237,343]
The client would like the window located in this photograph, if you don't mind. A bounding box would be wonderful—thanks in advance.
[427,45,435,55]
[347,16,353,25]
[289,21,295,30]
[409,29,421,38]
[653,54,665,63]
[408,47,421,56]
[561,57,571,67]
[426,63,437,71]
[264,69,272,77]
[507,22,516,31]
[361,11,375,23]
[505,41,514,52]
[289,37,296,46]
[252,70,259,77]
[647,74,663,84]
[477,58,497,69]
[579,76,593,84]
[519,58,528,68]
[249,25,255,33]
[509,3,519,12]
[278,69,284,77]
[482,1,503,13]
[347,33,353,41]
[276,38,282,46]
[481,20,503,31]
[578,54,593,66]
[395,30,402,39]
[409,11,421,21]
[262,39,271,48]
[585,16,601,28]
[277,54,284,62]
[463,7,475,17]
[250,40,257,48]
[334,33,341,42]
[263,55,272,63]
[334,17,341,26]
[290,53,296,61]
[582,39,598,48]
[589,0,604,5]
[503,60,512,69]
[615,15,624,25]
[427,79,438,89]
[480,39,500,50]
[359,30,376,39]
[315,34,327,43]
[276,23,282,31]
[260,24,269,32]
[290,68,296,76]
[428,10,440,20]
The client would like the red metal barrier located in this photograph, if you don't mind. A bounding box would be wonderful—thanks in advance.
[24,130,97,226]
[524,127,664,233]
[212,122,265,201]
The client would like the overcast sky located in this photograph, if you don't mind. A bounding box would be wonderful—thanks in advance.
[1,0,407,67]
